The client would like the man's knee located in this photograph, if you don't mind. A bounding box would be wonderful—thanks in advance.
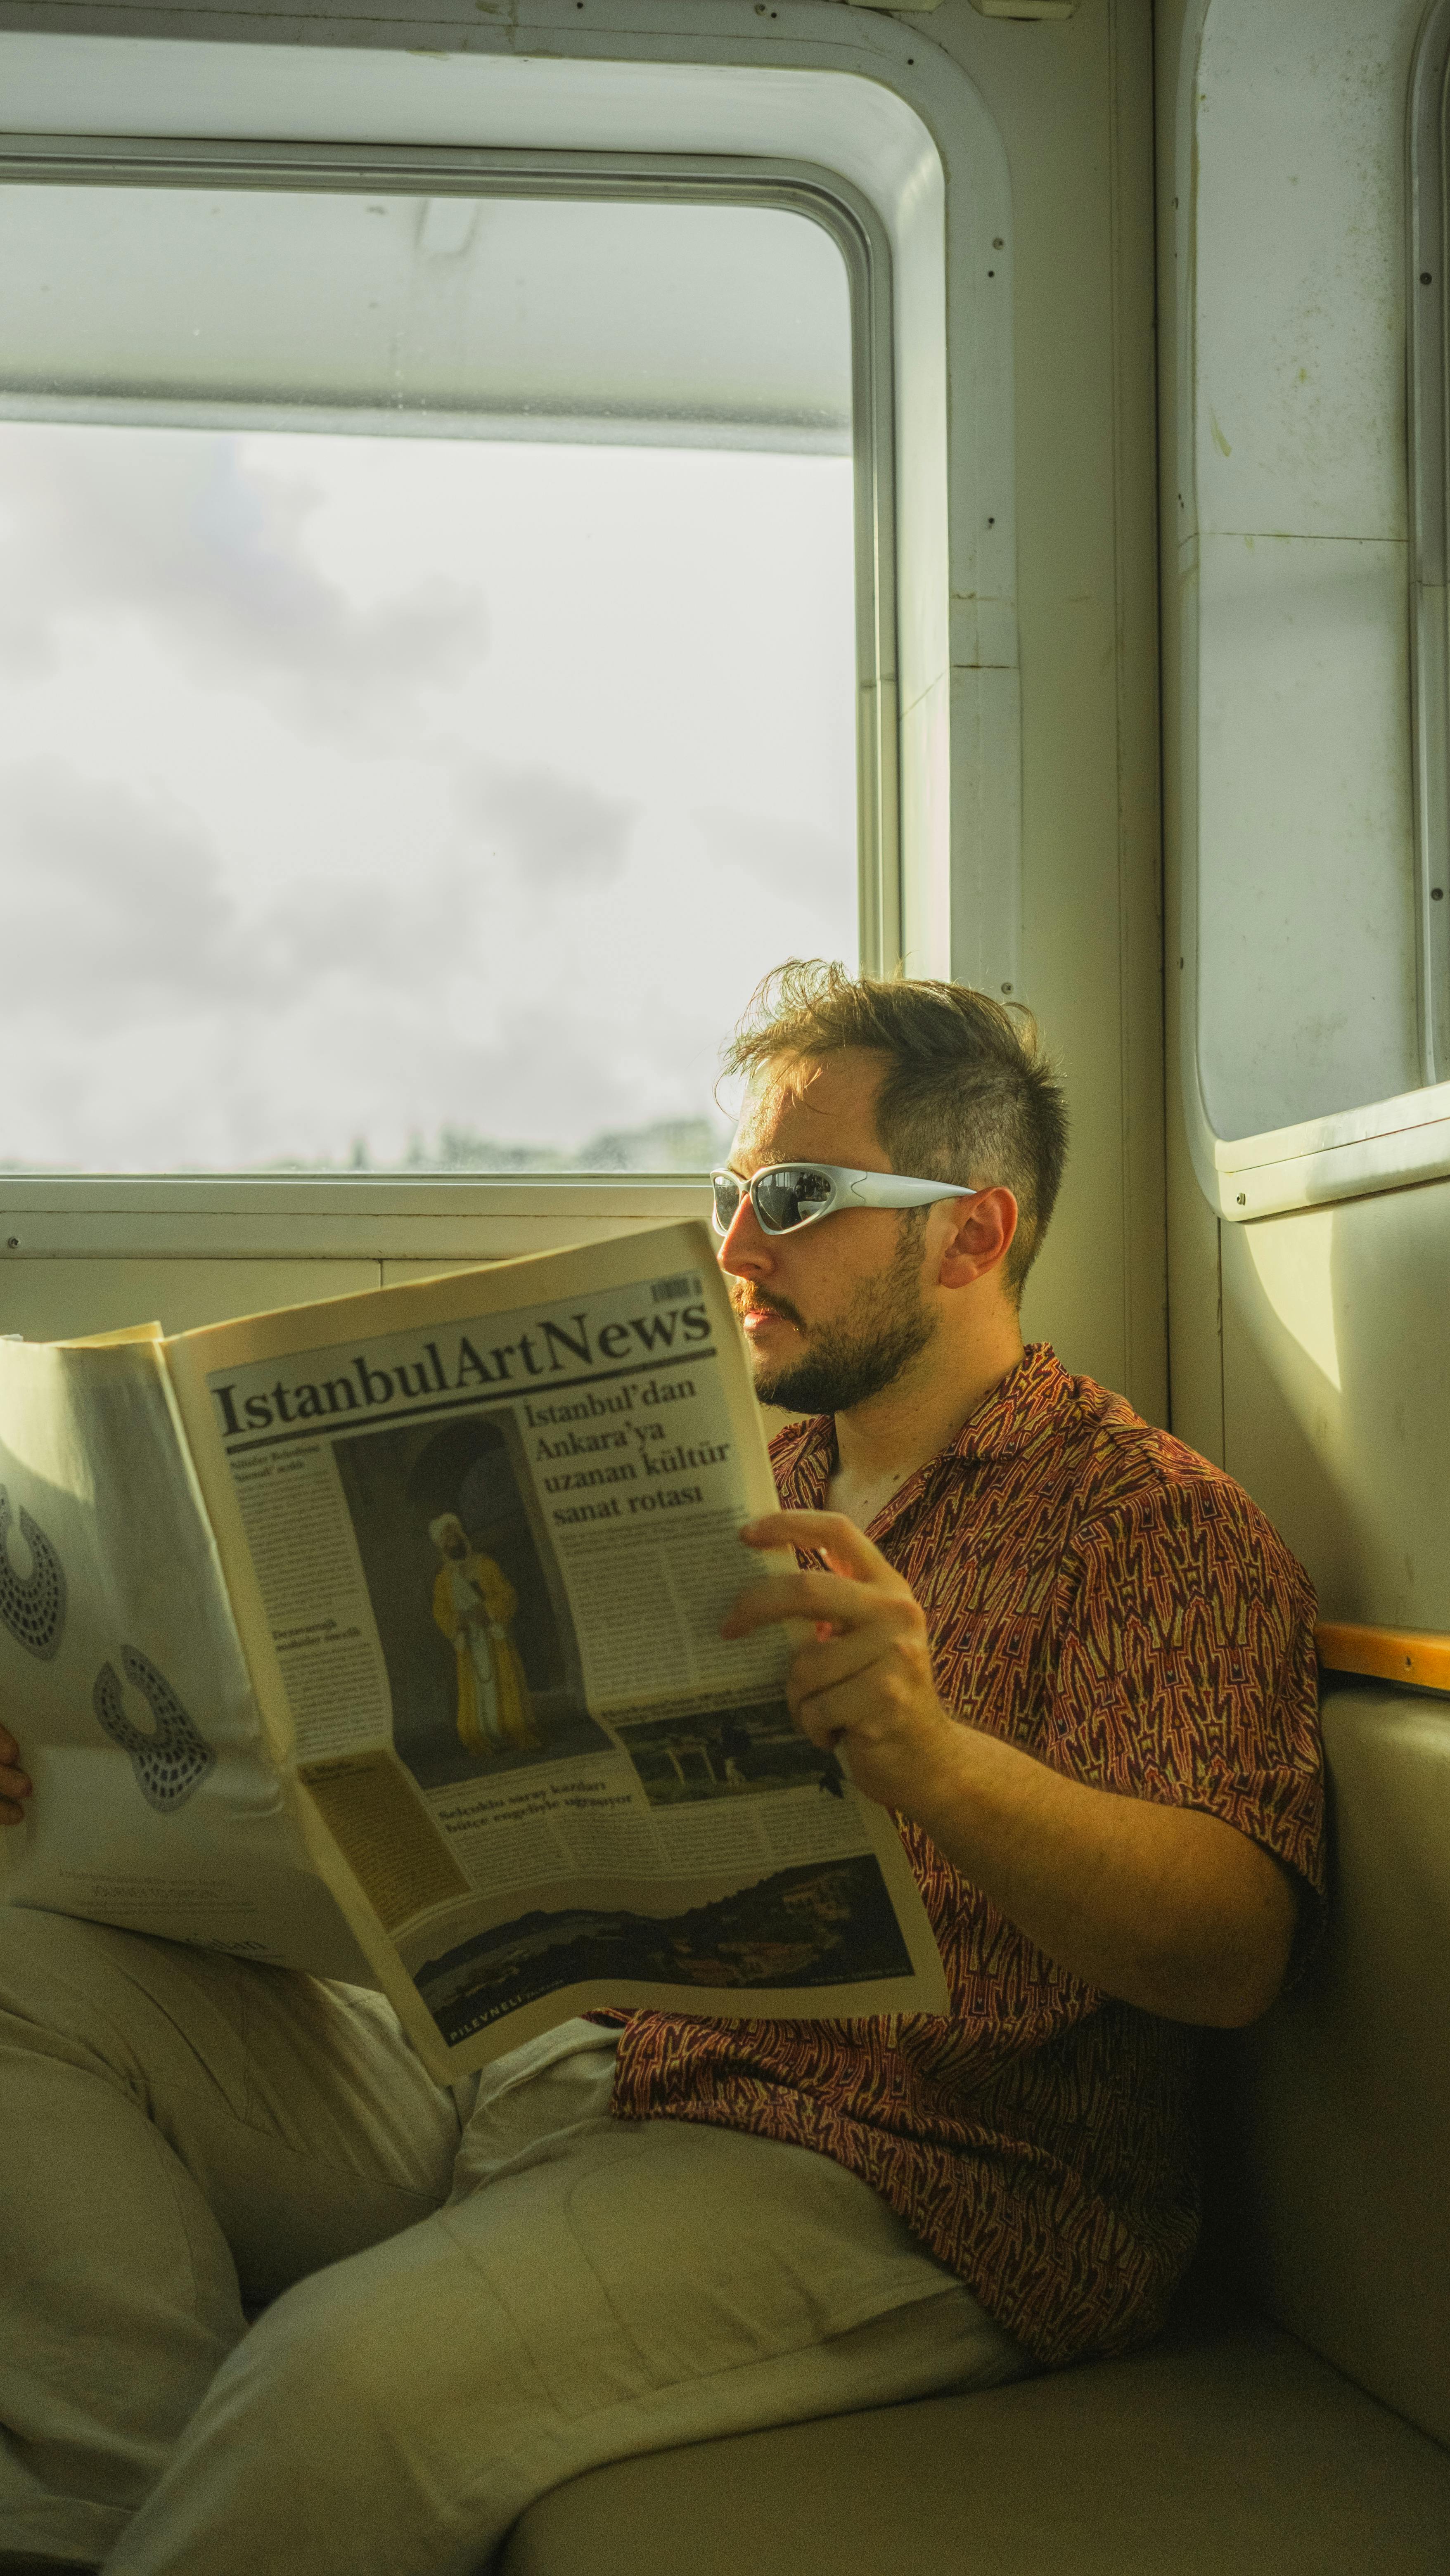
[0,1909,165,2055]
[187,2231,526,2490]
[0,1912,284,2140]
[2,1902,130,1984]
[210,2273,399,2447]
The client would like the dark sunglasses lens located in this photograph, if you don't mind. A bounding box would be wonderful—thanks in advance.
[711,1174,744,1233]
[753,1167,834,1233]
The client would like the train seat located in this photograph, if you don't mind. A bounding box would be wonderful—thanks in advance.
[498,1681,1450,2574]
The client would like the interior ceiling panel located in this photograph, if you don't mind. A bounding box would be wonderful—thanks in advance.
[0,184,853,450]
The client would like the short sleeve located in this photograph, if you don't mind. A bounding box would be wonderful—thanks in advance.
[1046,1477,1327,1931]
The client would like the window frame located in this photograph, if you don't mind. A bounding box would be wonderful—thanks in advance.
[1408,0,1450,1091]
[0,16,1018,1267]
[0,136,889,1220]
[1167,0,1450,1226]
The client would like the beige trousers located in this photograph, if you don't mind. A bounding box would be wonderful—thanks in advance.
[0,1912,1030,2576]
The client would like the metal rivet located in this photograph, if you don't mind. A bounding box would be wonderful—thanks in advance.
[1001,983,1013,995]
[1433,888,1445,901]
[993,237,1004,249]
[1422,272,1434,285]
[5,1237,17,1250]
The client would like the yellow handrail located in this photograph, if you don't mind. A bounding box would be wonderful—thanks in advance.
[1316,1622,1450,1694]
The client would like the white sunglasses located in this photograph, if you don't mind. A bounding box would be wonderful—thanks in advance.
[710,1162,977,1237]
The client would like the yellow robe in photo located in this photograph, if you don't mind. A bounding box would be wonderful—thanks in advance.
[431,1554,538,1754]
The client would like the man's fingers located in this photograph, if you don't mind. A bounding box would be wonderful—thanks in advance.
[0,1749,32,1823]
[787,1628,885,1709]
[0,1718,34,1823]
[792,1700,848,1753]
[721,1567,910,1639]
[739,1511,906,1591]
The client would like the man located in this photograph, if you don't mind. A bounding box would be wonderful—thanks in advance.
[0,965,1322,2576]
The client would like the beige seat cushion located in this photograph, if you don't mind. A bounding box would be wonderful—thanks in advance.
[498,2313,1450,2576]
[1216,1682,1450,2448]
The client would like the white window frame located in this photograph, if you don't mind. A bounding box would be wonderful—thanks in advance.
[1409,0,1450,1091]
[1172,0,1450,1226]
[0,8,1017,1269]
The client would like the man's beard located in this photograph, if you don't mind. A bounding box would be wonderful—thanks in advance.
[736,1221,937,1416]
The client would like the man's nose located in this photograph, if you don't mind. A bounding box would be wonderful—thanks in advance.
[716,1193,773,1278]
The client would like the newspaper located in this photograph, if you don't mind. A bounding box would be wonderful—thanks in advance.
[0,1223,948,2077]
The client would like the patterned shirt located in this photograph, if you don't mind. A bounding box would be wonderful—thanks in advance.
[607,1343,1325,2368]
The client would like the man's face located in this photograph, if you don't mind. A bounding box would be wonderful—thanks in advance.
[715,1049,939,1415]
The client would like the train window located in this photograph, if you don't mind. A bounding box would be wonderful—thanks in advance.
[0,170,865,1176]
[1184,2,1422,1168]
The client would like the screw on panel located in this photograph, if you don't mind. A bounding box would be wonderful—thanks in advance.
[1236,1194,1246,1206]
[1423,272,1434,285]
[5,1238,17,1250]
[1432,887,1445,900]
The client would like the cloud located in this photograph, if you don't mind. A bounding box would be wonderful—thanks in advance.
[0,760,445,1031]
[693,804,851,902]
[2,762,260,1016]
[0,426,487,741]
[453,761,637,887]
[0,429,853,1167]
[0,758,668,1161]
[0,771,748,1167]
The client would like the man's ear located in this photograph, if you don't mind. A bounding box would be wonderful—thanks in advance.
[937,1188,1019,1288]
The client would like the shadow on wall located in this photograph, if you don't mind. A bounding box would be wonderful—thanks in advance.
[1219,1174,1450,1629]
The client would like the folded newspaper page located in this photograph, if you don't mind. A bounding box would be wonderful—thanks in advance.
[0,1222,949,2076]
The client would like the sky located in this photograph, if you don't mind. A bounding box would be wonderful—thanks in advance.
[0,421,858,1171]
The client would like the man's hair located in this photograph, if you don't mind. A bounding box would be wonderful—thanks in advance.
[723,961,1069,1302]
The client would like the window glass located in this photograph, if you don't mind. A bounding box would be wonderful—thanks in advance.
[1188,7,1422,1142]
[0,181,858,1172]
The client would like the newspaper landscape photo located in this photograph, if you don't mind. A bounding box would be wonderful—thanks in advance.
[0,1222,949,2077]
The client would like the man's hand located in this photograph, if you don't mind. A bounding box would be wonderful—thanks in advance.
[0,1721,32,1826]
[720,1511,963,1824]
[720,1509,1298,2029]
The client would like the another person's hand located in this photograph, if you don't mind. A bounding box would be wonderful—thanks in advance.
[0,1721,32,1826]
[720,1512,964,1824]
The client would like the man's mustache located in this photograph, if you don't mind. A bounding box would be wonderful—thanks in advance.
[732,1288,807,1332]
